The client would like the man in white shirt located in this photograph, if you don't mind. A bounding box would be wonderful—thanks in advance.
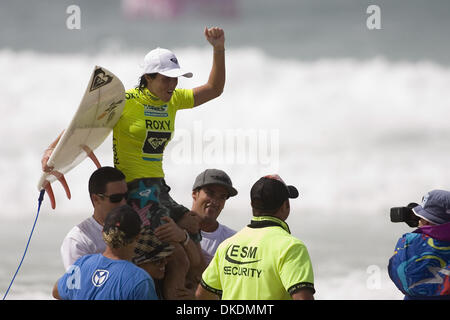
[60,166,128,270]
[191,169,238,265]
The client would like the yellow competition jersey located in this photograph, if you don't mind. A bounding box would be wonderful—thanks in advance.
[201,216,315,300]
[113,87,194,182]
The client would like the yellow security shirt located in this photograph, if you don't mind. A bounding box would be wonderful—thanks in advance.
[113,87,194,182]
[201,216,315,300]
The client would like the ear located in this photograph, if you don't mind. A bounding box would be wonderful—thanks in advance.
[280,200,290,216]
[192,189,199,201]
[284,200,290,210]
[91,193,101,207]
[144,74,153,83]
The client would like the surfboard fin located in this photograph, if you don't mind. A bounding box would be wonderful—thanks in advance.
[43,181,56,210]
[51,171,72,200]
[82,145,101,169]
[42,171,72,210]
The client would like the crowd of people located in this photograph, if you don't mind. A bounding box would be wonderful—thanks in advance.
[43,27,450,300]
[51,166,315,300]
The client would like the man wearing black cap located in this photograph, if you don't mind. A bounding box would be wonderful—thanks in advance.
[196,174,315,300]
[191,169,238,265]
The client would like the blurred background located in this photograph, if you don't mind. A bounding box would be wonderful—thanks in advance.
[1,0,450,299]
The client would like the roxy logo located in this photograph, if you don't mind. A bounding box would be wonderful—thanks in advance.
[90,68,113,92]
[92,270,109,287]
[148,137,169,150]
[138,187,154,200]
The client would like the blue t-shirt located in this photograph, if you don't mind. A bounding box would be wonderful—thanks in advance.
[57,254,158,300]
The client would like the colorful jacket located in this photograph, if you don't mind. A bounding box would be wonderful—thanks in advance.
[388,222,450,299]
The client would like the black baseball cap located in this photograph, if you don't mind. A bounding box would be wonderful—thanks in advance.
[192,169,238,197]
[250,174,299,211]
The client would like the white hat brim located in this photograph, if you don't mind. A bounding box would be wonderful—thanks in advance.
[159,68,193,78]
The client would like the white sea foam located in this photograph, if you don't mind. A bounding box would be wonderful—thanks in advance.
[1,47,450,299]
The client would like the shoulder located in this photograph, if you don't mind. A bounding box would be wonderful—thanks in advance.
[125,88,141,100]
[70,253,100,268]
[173,88,193,97]
[395,232,422,248]
[266,230,310,258]
[123,260,151,278]
[171,88,194,109]
[121,261,153,287]
[77,216,101,232]
[66,217,100,242]
[218,223,236,237]
[63,224,86,244]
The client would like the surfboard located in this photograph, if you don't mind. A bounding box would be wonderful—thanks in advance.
[37,66,125,209]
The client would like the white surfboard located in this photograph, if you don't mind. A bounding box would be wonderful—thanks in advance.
[37,66,125,209]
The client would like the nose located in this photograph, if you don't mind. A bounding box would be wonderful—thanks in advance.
[210,195,224,206]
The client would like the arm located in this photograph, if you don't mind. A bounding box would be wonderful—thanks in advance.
[195,283,219,300]
[291,289,314,300]
[192,27,225,107]
[41,130,64,172]
[52,281,62,300]
[155,216,202,267]
[61,235,89,271]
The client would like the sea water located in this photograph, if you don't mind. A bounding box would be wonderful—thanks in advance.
[1,0,450,300]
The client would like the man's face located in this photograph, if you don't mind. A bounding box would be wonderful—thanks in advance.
[93,180,128,223]
[192,184,229,224]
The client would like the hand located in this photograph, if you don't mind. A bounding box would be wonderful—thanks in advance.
[42,148,55,172]
[174,287,195,300]
[177,211,200,234]
[154,216,186,243]
[41,130,64,172]
[204,27,225,50]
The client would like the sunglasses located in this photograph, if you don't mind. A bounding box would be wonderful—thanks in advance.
[98,192,128,203]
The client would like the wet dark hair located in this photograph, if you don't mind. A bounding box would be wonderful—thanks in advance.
[88,166,126,195]
[137,73,158,92]
[103,205,142,249]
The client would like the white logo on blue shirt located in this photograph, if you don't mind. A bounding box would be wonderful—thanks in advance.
[92,269,109,287]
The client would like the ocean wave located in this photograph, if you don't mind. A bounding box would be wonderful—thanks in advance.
[1,48,450,220]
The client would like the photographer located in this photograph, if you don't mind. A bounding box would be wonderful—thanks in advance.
[388,190,450,300]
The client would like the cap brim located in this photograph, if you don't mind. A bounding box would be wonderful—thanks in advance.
[412,205,446,225]
[150,245,174,262]
[134,244,174,264]
[227,186,238,197]
[412,206,435,224]
[159,68,193,78]
[199,182,238,198]
[287,185,299,199]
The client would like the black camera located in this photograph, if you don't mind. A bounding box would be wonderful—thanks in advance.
[390,202,420,227]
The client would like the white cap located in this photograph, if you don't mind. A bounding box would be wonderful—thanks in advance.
[142,47,193,78]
